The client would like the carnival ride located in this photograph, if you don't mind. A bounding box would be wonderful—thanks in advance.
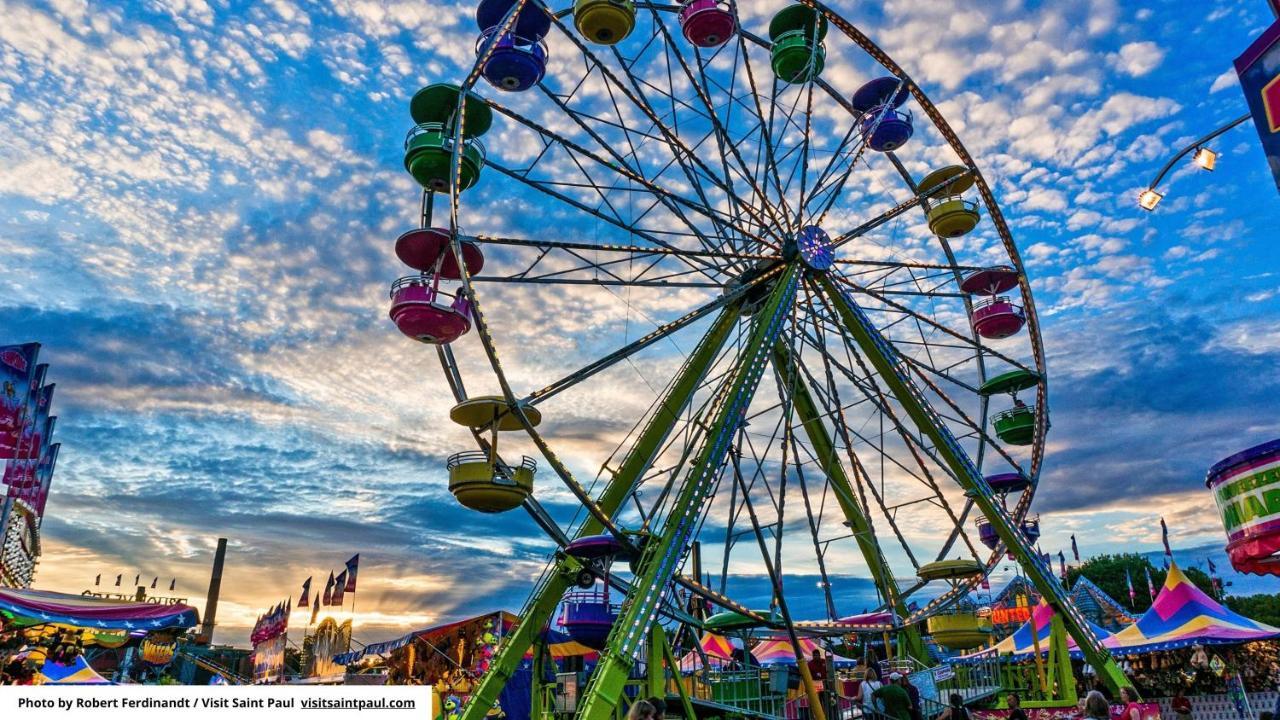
[383,0,1133,717]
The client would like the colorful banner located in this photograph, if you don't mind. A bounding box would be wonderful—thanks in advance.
[15,383,54,460]
[972,703,1161,720]
[253,632,289,684]
[1236,19,1280,194]
[0,344,39,458]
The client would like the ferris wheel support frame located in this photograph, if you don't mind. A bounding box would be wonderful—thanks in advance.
[574,267,801,720]
[457,301,745,720]
[771,341,928,663]
[811,274,1131,696]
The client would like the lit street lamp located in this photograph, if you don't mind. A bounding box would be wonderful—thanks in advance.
[1136,112,1250,211]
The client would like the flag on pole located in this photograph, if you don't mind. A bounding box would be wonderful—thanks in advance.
[1161,517,1173,561]
[133,574,140,586]
[1058,551,1067,579]
[299,577,312,608]
[95,574,100,586]
[311,591,321,624]
[1126,567,1136,607]
[0,343,40,459]
[169,578,176,592]
[15,383,53,460]
[115,574,122,587]
[1144,564,1157,601]
[1071,535,1080,562]
[332,570,347,606]
[345,554,359,593]
[323,572,335,606]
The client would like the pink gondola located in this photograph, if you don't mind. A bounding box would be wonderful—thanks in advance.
[389,277,473,344]
[679,0,735,48]
[971,296,1025,339]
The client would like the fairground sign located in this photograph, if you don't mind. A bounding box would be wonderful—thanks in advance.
[1236,17,1280,193]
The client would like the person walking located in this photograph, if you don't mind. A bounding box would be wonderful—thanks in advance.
[1084,691,1112,720]
[1007,693,1028,720]
[873,672,913,720]
[938,693,970,720]
[860,666,884,718]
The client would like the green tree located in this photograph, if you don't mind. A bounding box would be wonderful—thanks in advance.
[1223,593,1280,628]
[1064,553,1216,614]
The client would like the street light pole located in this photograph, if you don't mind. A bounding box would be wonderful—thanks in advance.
[1137,112,1252,210]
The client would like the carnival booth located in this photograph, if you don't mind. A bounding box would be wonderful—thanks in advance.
[0,587,198,684]
[333,611,597,720]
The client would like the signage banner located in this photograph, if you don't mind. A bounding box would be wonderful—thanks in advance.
[1236,19,1280,194]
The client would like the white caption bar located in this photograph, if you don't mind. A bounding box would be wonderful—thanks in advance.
[3,686,433,719]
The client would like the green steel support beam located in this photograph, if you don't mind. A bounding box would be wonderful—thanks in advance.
[813,274,1131,696]
[459,303,744,720]
[576,267,801,720]
[647,624,666,700]
[1049,614,1077,706]
[770,341,927,663]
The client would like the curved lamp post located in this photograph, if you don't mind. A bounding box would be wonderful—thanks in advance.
[1138,112,1252,210]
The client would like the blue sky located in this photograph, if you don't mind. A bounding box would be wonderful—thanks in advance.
[2,0,1279,646]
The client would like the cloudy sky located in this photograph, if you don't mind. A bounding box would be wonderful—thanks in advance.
[2,0,1279,647]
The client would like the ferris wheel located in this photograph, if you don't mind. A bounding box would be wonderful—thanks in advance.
[383,0,1131,715]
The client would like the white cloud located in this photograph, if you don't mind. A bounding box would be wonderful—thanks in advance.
[1112,41,1166,77]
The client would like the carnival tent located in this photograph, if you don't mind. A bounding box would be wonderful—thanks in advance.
[751,637,859,666]
[37,655,113,685]
[679,633,737,671]
[1107,561,1280,652]
[1068,576,1136,631]
[0,588,198,631]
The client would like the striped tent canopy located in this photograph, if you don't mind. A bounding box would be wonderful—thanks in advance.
[961,602,1116,660]
[751,637,859,666]
[1108,562,1280,652]
[37,655,112,685]
[679,633,738,671]
[0,588,198,631]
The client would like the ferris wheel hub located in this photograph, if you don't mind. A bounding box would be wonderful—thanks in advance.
[784,225,835,271]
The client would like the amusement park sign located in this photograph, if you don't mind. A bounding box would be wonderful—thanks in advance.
[1236,17,1280,193]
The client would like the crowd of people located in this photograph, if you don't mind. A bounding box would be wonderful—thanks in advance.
[1074,642,1280,699]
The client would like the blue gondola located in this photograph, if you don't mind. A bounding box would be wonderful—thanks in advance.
[852,77,913,152]
[475,0,551,92]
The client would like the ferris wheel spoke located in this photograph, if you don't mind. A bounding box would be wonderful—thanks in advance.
[899,354,1028,474]
[607,45,784,251]
[465,234,770,264]
[542,13,783,248]
[802,296,986,564]
[832,274,1037,374]
[523,271,787,406]
[484,161,731,282]
[796,324,923,578]
[487,101,761,256]
[638,11,795,245]
[733,31,799,228]
[828,175,965,253]
[771,339,917,626]
[538,85,756,259]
